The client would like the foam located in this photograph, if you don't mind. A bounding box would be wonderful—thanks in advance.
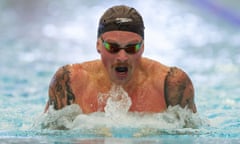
[35,85,207,135]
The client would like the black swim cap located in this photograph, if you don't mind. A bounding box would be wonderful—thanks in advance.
[97,5,145,39]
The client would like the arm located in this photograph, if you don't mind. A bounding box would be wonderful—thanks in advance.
[164,67,197,113]
[44,65,75,112]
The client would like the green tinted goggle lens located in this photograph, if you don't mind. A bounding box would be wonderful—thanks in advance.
[101,38,142,54]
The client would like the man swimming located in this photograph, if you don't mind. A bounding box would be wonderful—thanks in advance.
[44,5,197,114]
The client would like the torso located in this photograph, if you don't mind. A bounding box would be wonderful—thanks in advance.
[69,58,170,114]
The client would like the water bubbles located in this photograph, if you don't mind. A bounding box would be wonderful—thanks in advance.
[37,85,206,135]
[103,85,132,118]
[37,104,82,130]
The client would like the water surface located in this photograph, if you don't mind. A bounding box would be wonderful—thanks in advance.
[0,0,239,143]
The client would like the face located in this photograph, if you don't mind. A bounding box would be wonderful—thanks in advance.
[97,31,144,85]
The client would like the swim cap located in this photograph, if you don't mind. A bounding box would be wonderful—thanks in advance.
[97,5,145,39]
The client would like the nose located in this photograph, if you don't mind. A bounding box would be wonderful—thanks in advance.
[116,49,128,62]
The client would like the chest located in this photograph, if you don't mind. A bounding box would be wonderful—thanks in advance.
[74,83,166,113]
[128,85,167,112]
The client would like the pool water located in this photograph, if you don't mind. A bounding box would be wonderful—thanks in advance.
[0,0,240,143]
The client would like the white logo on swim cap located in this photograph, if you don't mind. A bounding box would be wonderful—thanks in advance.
[115,18,133,23]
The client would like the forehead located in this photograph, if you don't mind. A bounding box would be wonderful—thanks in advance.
[101,31,142,42]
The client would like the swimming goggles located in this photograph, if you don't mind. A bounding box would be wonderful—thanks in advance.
[100,37,143,54]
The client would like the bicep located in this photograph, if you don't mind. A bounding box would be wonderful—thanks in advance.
[164,67,197,113]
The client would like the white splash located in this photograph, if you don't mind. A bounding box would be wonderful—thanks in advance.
[35,85,207,135]
[35,104,82,130]
[103,85,132,118]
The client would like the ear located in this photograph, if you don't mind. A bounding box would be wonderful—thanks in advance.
[96,38,101,53]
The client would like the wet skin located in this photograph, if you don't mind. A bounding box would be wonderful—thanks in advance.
[45,31,197,114]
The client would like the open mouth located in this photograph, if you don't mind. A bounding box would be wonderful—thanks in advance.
[115,66,128,73]
[115,66,128,80]
[113,66,129,81]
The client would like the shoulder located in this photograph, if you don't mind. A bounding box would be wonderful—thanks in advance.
[141,57,170,74]
[47,60,102,110]
[52,60,102,81]
[81,60,103,73]
[47,62,88,109]
[52,64,73,80]
[164,67,196,112]
[165,67,191,85]
[48,64,79,109]
[50,60,100,89]
[50,64,82,84]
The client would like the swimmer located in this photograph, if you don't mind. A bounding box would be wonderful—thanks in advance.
[44,5,197,114]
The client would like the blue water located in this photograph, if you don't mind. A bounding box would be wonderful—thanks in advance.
[1,0,240,143]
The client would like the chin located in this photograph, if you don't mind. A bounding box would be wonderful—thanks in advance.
[112,77,130,86]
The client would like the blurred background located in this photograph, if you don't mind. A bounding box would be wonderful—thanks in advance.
[0,0,239,136]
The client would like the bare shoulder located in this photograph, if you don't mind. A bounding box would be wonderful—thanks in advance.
[46,64,77,110]
[141,58,169,73]
[45,60,101,112]
[47,63,88,110]
[164,67,197,112]
[81,60,103,73]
